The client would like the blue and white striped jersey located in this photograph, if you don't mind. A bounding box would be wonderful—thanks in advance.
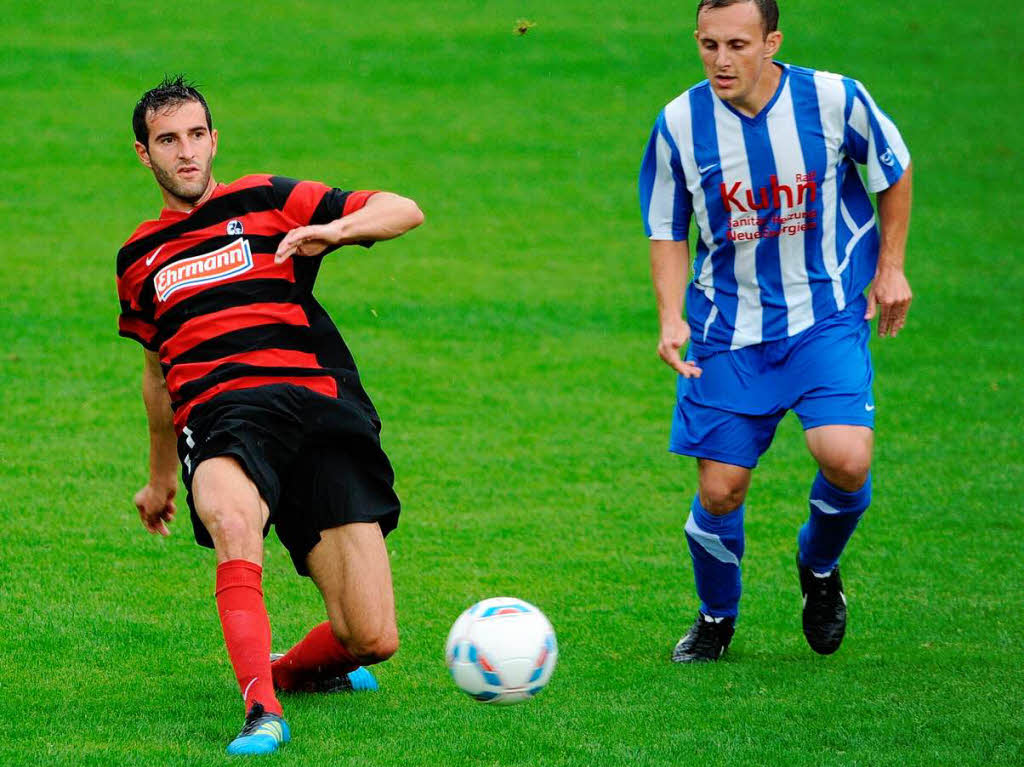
[639,63,909,354]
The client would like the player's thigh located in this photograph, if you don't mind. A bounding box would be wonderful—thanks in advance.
[804,425,874,490]
[671,399,781,470]
[671,347,786,471]
[191,455,271,562]
[306,522,398,657]
[790,304,875,432]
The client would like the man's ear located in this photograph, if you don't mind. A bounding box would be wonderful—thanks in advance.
[765,30,783,58]
[134,140,152,169]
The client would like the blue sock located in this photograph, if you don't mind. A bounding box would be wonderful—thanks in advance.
[684,495,744,619]
[798,471,871,574]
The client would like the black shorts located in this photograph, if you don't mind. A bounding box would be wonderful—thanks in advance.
[177,384,400,576]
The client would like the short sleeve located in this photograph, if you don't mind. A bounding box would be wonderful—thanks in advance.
[843,80,911,193]
[639,109,691,240]
[117,272,158,350]
[272,177,379,247]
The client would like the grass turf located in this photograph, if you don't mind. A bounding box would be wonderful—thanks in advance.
[1,1,1022,764]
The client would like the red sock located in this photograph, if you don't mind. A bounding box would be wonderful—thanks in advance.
[271,621,359,691]
[215,559,283,716]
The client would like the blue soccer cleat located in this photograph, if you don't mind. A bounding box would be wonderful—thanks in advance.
[226,702,290,756]
[344,666,379,692]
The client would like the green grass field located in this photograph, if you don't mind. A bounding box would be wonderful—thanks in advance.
[2,1,1022,764]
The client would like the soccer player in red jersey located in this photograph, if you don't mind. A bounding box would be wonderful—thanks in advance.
[117,76,423,755]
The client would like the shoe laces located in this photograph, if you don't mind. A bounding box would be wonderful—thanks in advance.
[806,570,841,612]
[688,616,726,654]
[239,702,268,736]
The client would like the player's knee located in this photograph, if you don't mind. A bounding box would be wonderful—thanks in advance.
[699,482,746,515]
[822,451,872,492]
[200,503,261,548]
[344,628,399,665]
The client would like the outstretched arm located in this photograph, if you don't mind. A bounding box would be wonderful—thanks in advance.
[865,163,913,337]
[133,349,178,536]
[275,192,424,263]
[650,239,702,378]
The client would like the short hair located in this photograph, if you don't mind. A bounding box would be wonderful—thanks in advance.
[696,0,780,35]
[132,74,213,147]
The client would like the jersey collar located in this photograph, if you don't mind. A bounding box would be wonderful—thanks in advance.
[159,181,228,221]
[714,61,789,126]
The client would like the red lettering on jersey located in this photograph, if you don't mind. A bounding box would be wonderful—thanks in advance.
[770,175,793,208]
[720,176,818,215]
[745,187,770,211]
[720,181,745,212]
[797,179,817,205]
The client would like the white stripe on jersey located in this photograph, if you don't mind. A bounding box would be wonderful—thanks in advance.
[848,96,870,144]
[766,79,815,335]
[646,130,679,238]
[813,71,848,311]
[712,97,763,349]
[663,97,718,320]
[839,201,876,274]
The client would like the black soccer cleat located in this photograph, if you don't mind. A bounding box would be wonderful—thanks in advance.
[798,556,847,655]
[270,653,378,693]
[671,611,736,663]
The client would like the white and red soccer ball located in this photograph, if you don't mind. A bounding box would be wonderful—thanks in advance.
[445,597,558,704]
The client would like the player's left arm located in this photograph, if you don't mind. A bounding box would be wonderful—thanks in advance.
[275,192,424,263]
[865,163,913,337]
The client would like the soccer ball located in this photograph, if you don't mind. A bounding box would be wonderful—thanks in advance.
[444,597,558,704]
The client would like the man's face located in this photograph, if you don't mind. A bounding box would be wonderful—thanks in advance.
[695,2,781,108]
[134,100,217,206]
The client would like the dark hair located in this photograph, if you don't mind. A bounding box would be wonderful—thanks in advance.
[696,0,779,35]
[132,74,213,146]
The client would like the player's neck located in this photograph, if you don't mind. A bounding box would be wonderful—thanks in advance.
[161,175,219,213]
[728,61,782,118]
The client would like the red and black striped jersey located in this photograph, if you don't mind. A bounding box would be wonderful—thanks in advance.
[116,174,379,434]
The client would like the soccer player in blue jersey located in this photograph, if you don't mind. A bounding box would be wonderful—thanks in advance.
[639,0,913,661]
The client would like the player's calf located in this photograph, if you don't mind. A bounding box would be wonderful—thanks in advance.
[270,652,380,694]
[339,625,400,666]
[271,620,394,693]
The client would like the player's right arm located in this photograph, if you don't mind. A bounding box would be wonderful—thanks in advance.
[134,349,178,536]
[650,240,702,378]
[640,108,701,378]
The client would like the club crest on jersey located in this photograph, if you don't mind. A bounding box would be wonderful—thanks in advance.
[226,219,244,235]
[154,238,254,302]
[879,148,895,167]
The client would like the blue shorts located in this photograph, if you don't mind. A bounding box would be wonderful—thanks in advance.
[670,298,875,469]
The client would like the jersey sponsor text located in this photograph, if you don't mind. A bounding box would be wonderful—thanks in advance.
[719,172,817,213]
[155,238,254,302]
